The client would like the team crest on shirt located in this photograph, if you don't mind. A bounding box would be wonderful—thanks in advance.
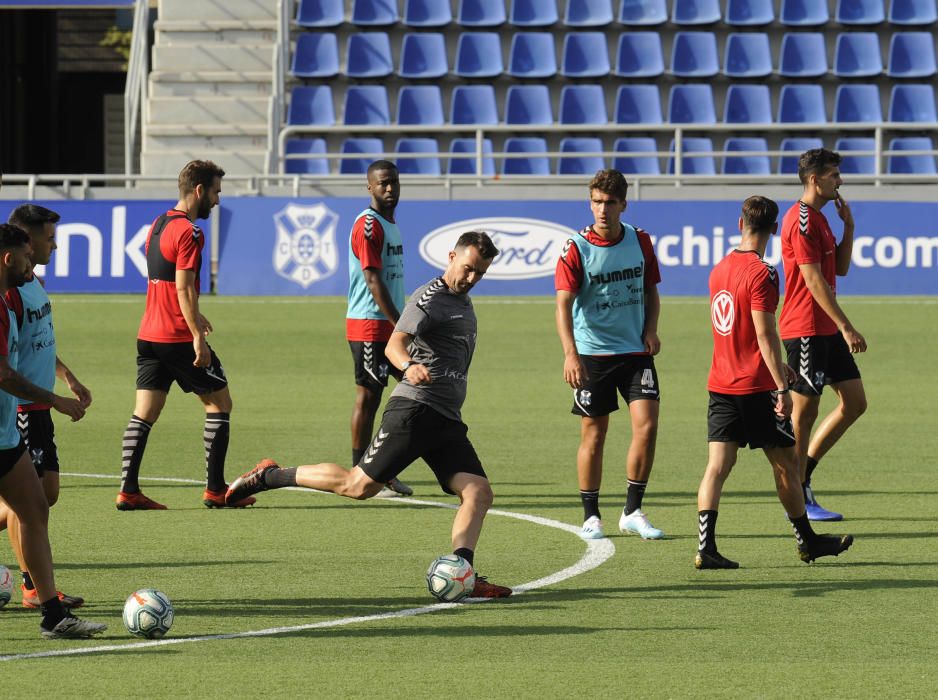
[272,203,339,288]
[711,290,735,336]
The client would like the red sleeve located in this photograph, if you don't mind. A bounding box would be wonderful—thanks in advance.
[750,263,780,313]
[4,289,24,329]
[790,215,823,265]
[636,229,661,290]
[0,304,9,358]
[554,238,583,292]
[164,220,202,272]
[350,214,386,271]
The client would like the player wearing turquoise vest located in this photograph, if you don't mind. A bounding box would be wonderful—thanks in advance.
[555,169,665,542]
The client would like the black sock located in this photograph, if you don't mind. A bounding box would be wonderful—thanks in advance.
[204,412,230,492]
[790,513,816,546]
[580,489,600,521]
[625,479,648,515]
[805,456,819,483]
[120,415,152,493]
[265,467,298,489]
[40,597,67,629]
[453,547,474,566]
[698,510,718,553]
[22,571,34,591]
[352,448,364,466]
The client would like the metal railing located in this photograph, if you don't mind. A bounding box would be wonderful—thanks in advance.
[267,0,290,175]
[123,0,149,177]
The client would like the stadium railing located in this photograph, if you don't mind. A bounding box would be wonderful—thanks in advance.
[123,0,149,178]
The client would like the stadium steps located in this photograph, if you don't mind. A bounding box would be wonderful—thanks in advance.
[148,96,271,124]
[156,0,276,22]
[151,45,275,73]
[141,150,269,175]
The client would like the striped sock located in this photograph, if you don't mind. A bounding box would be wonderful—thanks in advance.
[698,509,718,553]
[580,489,600,521]
[625,479,648,515]
[204,412,230,492]
[120,415,152,494]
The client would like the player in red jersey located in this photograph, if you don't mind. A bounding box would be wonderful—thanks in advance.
[115,160,254,510]
[778,149,868,521]
[696,196,853,569]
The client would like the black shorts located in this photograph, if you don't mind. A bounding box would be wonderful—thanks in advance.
[708,391,796,450]
[17,409,59,475]
[571,354,660,417]
[358,397,487,495]
[784,333,861,396]
[0,439,28,480]
[348,340,397,390]
[136,339,228,395]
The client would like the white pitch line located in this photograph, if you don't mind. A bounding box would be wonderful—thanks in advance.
[0,472,615,662]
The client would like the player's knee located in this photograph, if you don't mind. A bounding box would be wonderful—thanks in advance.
[844,395,867,421]
[44,489,59,508]
[465,480,494,510]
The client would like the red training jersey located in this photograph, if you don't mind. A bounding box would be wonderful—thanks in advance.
[778,201,838,339]
[554,225,661,293]
[346,214,395,342]
[708,250,780,394]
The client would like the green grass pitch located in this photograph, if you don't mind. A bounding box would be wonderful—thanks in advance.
[1,295,936,696]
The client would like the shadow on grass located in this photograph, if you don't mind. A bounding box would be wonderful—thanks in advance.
[54,559,276,571]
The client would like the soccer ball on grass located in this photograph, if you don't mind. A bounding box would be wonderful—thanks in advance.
[0,565,13,609]
[426,554,475,602]
[123,588,174,638]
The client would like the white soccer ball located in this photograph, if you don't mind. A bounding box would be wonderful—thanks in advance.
[426,554,476,602]
[123,588,174,638]
[0,565,13,609]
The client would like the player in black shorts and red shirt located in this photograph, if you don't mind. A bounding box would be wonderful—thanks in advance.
[696,196,853,569]
[116,160,254,510]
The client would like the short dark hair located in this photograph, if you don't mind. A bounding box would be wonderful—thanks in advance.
[367,159,398,179]
[588,169,628,201]
[178,160,225,195]
[798,148,842,185]
[0,223,31,251]
[741,196,779,234]
[455,231,499,260]
[8,204,60,233]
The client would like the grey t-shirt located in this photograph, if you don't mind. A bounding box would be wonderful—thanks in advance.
[391,277,477,421]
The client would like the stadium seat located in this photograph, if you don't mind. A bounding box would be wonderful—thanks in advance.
[343,86,390,125]
[505,85,554,124]
[723,84,772,123]
[458,0,507,25]
[345,33,393,78]
[403,0,453,26]
[503,137,551,175]
[395,138,442,175]
[725,0,774,25]
[287,86,335,125]
[671,32,719,78]
[451,85,499,124]
[614,32,664,77]
[723,32,772,78]
[668,84,716,123]
[777,84,827,122]
[284,138,329,175]
[778,32,828,77]
[340,138,385,174]
[351,0,399,25]
[618,0,667,24]
[399,33,448,79]
[722,137,771,174]
[668,137,716,174]
[396,86,445,125]
[887,32,937,77]
[888,84,938,122]
[562,32,610,77]
[780,0,829,26]
[296,0,343,27]
[558,137,606,174]
[511,0,559,25]
[613,137,661,174]
[888,0,938,25]
[615,84,663,123]
[834,84,883,122]
[449,138,496,175]
[835,137,877,173]
[454,32,503,77]
[836,0,886,25]
[833,32,883,77]
[887,137,937,174]
[291,33,339,79]
[564,0,614,25]
[778,137,824,174]
[507,32,557,77]
[559,84,608,123]
[671,0,721,25]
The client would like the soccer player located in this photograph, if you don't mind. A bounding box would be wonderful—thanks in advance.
[555,169,664,541]
[116,160,254,510]
[0,223,105,637]
[779,149,868,521]
[226,232,512,598]
[697,195,854,569]
[346,160,411,497]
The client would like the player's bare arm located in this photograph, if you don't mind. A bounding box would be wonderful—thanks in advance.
[642,286,661,355]
[752,309,793,418]
[56,356,92,408]
[800,262,868,353]
[175,267,210,367]
[363,267,401,323]
[0,356,84,421]
[555,290,588,389]
[833,194,855,275]
[386,330,431,385]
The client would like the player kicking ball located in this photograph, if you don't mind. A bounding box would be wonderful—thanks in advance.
[696,197,854,569]
[227,232,511,598]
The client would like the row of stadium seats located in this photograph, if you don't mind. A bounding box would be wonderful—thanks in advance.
[284,135,938,175]
[287,83,938,125]
[297,0,938,28]
[292,30,938,79]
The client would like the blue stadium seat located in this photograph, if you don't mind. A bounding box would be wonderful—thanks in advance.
[396,86,445,125]
[834,84,882,122]
[291,33,339,78]
[564,0,614,25]
[723,32,772,78]
[454,32,503,77]
[403,0,453,26]
[615,84,663,123]
[287,86,335,125]
[672,0,721,25]
[835,137,876,173]
[296,0,343,27]
[722,137,771,174]
[345,33,393,78]
[836,0,885,24]
[562,32,610,77]
[507,32,557,77]
[511,0,559,25]
[505,85,554,124]
[887,137,937,174]
[668,138,716,174]
[777,85,827,122]
[779,32,828,77]
[558,137,606,174]
[724,84,772,123]
[780,0,829,25]
[395,138,441,175]
[351,0,399,25]
[503,137,551,175]
[888,32,937,77]
[451,85,499,124]
[458,0,507,25]
[284,138,329,175]
[613,137,661,174]
[671,32,719,78]
[833,32,883,77]
[343,86,390,125]
[668,84,716,123]
[449,138,496,175]
[618,0,667,24]
[725,0,774,25]
[888,0,938,25]
[559,84,608,123]
[778,137,824,174]
[614,32,664,77]
[888,84,938,122]
[399,33,448,79]
[340,138,385,174]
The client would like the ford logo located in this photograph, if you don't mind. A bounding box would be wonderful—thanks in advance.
[419,218,578,280]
